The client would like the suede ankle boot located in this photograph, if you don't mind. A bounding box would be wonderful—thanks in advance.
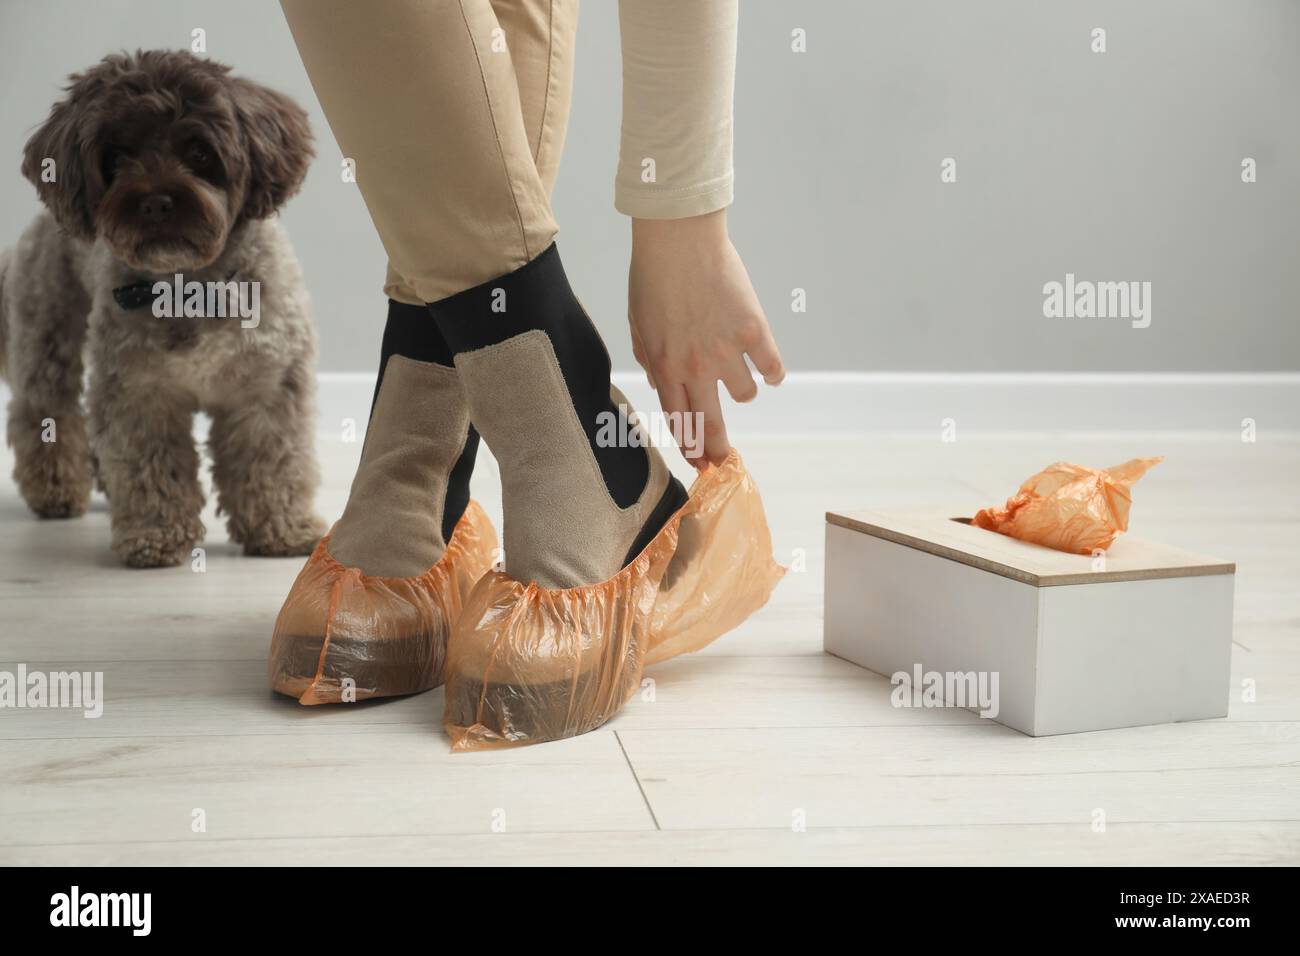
[426,243,688,590]
[329,302,479,575]
[268,301,496,703]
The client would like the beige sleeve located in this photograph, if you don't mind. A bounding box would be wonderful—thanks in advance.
[615,0,738,219]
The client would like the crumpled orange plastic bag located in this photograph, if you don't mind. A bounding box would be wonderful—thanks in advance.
[442,450,785,750]
[972,457,1162,554]
[269,500,497,704]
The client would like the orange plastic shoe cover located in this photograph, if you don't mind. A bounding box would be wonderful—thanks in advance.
[442,450,785,750]
[972,457,1162,555]
[268,500,498,704]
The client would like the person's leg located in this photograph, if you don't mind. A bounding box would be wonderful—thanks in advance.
[282,0,565,573]
[275,0,555,701]
[358,0,580,561]
[273,0,606,702]
[489,0,577,196]
[283,0,683,591]
[281,0,555,301]
[383,0,576,306]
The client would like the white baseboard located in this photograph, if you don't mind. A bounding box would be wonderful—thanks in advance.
[315,371,1300,439]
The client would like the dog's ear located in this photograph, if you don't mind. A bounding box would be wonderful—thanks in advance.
[21,81,99,238]
[231,78,314,219]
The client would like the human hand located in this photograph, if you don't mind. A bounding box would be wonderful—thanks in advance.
[627,209,785,468]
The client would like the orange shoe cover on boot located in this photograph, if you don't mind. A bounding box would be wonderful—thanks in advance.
[442,451,784,749]
[269,500,497,704]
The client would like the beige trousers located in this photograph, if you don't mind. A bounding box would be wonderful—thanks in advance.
[280,0,737,303]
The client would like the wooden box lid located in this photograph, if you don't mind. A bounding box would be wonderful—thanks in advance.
[826,508,1235,588]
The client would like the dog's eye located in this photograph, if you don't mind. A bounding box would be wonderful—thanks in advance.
[101,147,130,182]
[186,142,212,167]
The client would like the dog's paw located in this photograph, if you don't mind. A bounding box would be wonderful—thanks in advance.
[242,514,327,558]
[29,490,90,520]
[113,521,205,569]
[16,457,92,519]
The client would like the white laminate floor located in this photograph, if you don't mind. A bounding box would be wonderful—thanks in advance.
[1,431,1298,865]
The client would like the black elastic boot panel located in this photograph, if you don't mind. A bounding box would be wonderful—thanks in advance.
[376,299,479,543]
[622,474,690,567]
[424,243,650,509]
[373,300,457,403]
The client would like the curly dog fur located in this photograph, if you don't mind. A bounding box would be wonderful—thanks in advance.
[1,50,325,567]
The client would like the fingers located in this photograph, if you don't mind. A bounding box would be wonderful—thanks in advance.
[685,378,731,467]
[656,379,702,467]
[721,355,758,404]
[745,322,786,386]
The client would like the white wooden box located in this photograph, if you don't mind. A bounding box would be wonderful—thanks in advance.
[823,509,1235,736]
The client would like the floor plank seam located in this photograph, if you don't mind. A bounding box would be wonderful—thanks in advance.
[614,730,661,831]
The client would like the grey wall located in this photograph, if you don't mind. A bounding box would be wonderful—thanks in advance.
[2,0,1297,373]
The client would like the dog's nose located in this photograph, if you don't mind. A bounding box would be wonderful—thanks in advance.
[138,193,175,223]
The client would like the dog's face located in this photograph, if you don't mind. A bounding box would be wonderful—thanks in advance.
[22,50,313,272]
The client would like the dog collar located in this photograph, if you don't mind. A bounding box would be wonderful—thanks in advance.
[112,271,238,311]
